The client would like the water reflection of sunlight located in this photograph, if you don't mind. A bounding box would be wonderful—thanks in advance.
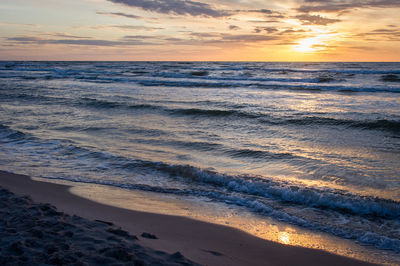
[67,182,389,264]
[279,231,290,244]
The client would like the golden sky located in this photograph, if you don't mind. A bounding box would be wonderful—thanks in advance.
[1,0,399,61]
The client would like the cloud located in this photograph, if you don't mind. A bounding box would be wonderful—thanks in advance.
[88,25,164,31]
[229,25,240,30]
[297,0,400,13]
[295,14,341,25]
[0,22,39,27]
[123,35,157,39]
[278,29,307,35]
[184,32,221,38]
[106,0,228,17]
[236,9,285,18]
[135,31,284,46]
[6,36,153,46]
[355,28,400,41]
[46,33,91,39]
[254,27,278,34]
[221,34,277,41]
[247,20,280,24]
[96,11,141,19]
[246,9,274,14]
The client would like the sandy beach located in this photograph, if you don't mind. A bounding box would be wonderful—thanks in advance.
[0,170,376,266]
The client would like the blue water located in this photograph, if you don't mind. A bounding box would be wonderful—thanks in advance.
[0,61,399,256]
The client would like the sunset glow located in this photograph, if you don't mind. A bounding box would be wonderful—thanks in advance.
[294,37,324,53]
[0,0,399,61]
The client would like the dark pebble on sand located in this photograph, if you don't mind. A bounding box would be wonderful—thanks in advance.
[24,238,38,247]
[170,251,184,259]
[104,246,134,261]
[95,219,114,226]
[134,259,146,266]
[7,228,17,234]
[141,232,158,239]
[107,227,130,237]
[48,253,66,265]
[202,249,223,256]
[64,231,74,237]
[46,246,58,254]
[8,241,24,255]
[75,251,84,258]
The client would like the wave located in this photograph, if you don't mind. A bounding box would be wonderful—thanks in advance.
[190,70,209,76]
[2,63,400,93]
[2,91,398,135]
[136,79,400,93]
[143,162,400,218]
[48,97,400,134]
[224,148,295,160]
[2,123,398,220]
[1,124,400,252]
[262,67,400,75]
[78,99,400,133]
[381,74,400,82]
[0,124,29,143]
[40,173,400,253]
[169,107,259,119]
[279,117,400,133]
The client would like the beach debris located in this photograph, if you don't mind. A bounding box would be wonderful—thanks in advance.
[141,232,158,239]
[201,249,224,256]
[95,219,114,226]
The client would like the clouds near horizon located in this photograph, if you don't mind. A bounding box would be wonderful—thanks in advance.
[0,0,399,61]
[106,0,228,17]
[297,0,400,13]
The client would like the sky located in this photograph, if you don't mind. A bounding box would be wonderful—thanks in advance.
[1,0,400,61]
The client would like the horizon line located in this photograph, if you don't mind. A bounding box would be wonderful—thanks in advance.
[1,60,400,63]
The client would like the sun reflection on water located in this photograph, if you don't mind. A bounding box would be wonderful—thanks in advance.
[278,231,290,244]
[65,179,395,265]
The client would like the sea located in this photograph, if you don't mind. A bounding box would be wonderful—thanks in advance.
[0,61,399,264]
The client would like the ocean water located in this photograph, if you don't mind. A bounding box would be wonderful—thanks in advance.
[0,61,399,262]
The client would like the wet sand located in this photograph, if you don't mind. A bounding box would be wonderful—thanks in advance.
[0,170,375,266]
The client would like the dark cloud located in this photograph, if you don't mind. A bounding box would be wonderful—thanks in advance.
[89,25,164,31]
[355,28,400,41]
[247,20,280,23]
[123,35,158,39]
[0,22,39,27]
[144,32,283,46]
[298,0,400,13]
[254,27,278,34]
[107,0,228,17]
[46,33,90,39]
[216,34,279,43]
[184,31,280,42]
[246,9,274,14]
[237,9,285,18]
[7,36,153,46]
[346,45,378,50]
[229,25,240,30]
[295,14,341,25]
[96,11,141,19]
[185,32,221,38]
[278,29,307,35]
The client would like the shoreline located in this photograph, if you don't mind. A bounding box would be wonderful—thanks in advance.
[0,170,376,266]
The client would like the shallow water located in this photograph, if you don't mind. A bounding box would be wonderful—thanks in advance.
[1,61,399,263]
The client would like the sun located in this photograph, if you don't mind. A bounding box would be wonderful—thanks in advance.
[294,37,324,53]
